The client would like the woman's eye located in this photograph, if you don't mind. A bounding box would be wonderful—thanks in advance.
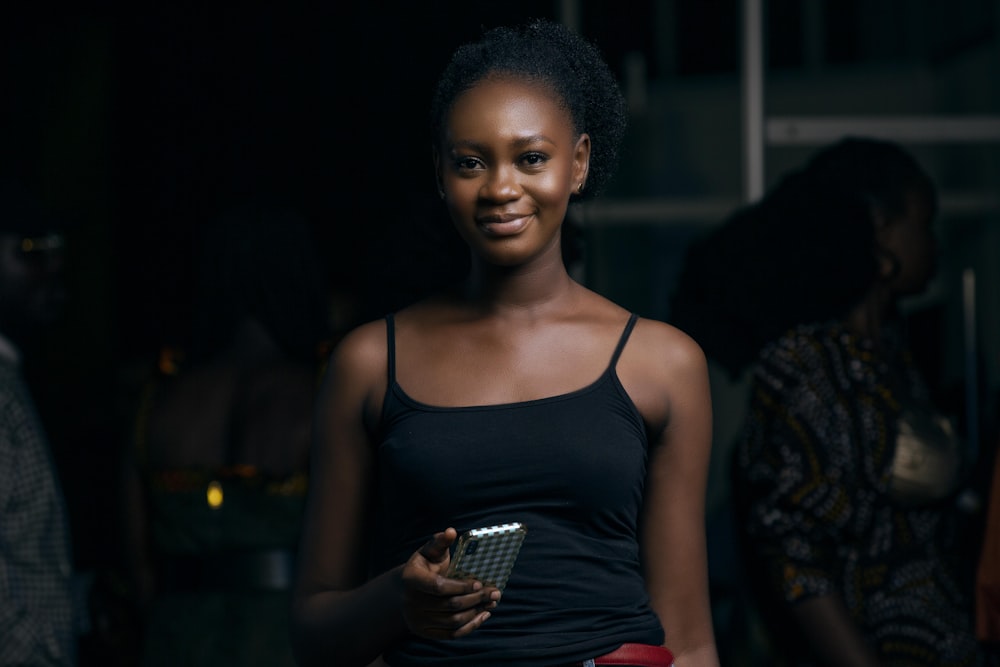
[521,152,547,166]
[455,157,482,171]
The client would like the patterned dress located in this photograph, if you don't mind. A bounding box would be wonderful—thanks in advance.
[733,321,983,666]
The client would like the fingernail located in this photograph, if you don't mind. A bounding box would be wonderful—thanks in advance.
[491,591,501,601]
[472,581,483,591]
[481,611,491,621]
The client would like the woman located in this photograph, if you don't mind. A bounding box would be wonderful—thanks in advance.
[122,204,331,666]
[291,18,719,667]
[671,137,984,666]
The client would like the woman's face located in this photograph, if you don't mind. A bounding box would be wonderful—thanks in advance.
[436,76,590,267]
[878,188,937,296]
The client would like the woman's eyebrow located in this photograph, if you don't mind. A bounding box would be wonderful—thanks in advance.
[450,134,557,154]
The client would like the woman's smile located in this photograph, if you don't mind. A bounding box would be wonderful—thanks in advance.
[475,211,534,236]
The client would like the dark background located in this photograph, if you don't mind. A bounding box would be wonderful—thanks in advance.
[3,2,997,663]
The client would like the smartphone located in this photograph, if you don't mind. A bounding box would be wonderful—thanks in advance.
[445,522,526,592]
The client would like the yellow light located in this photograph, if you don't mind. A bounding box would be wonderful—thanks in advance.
[206,480,224,509]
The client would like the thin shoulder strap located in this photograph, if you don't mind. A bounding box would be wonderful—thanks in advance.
[385,314,397,382]
[609,313,639,370]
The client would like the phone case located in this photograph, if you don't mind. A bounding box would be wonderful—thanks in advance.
[446,522,526,591]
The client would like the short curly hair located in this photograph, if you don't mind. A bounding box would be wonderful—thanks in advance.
[429,18,628,200]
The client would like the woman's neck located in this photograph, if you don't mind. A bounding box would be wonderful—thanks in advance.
[844,283,898,345]
[462,253,578,319]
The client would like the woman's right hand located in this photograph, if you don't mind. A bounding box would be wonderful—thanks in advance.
[399,527,500,640]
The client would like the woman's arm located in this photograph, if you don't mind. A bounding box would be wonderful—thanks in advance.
[289,323,398,667]
[628,321,720,667]
[289,323,497,667]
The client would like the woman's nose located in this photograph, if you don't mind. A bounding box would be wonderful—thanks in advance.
[480,166,521,201]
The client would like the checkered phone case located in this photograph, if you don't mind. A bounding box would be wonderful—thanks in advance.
[446,522,526,591]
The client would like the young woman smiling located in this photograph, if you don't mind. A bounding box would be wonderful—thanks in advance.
[291,19,719,667]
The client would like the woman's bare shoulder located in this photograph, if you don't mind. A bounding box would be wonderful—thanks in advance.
[324,317,390,388]
[630,316,707,372]
[611,316,710,445]
[616,316,709,421]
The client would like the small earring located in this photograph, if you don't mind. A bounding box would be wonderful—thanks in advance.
[577,183,584,194]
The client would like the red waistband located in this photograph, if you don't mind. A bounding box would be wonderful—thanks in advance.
[586,642,674,666]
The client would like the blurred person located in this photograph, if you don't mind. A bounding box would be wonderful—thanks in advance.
[121,201,331,666]
[671,137,985,666]
[0,178,78,666]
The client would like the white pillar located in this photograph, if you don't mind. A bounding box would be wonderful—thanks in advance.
[741,0,765,202]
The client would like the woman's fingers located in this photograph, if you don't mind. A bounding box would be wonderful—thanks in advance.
[409,595,499,640]
[425,609,494,640]
[417,527,457,567]
[401,528,502,639]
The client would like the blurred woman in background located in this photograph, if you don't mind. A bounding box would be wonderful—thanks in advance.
[671,137,985,666]
[122,202,331,666]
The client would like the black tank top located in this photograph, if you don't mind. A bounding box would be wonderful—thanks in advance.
[373,313,665,666]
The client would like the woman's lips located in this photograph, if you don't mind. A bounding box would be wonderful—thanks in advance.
[478,213,532,236]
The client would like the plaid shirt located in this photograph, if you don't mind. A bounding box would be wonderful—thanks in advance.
[0,338,76,666]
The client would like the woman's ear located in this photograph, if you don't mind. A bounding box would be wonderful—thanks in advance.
[876,246,901,280]
[573,133,591,194]
[872,204,902,279]
[432,147,445,199]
